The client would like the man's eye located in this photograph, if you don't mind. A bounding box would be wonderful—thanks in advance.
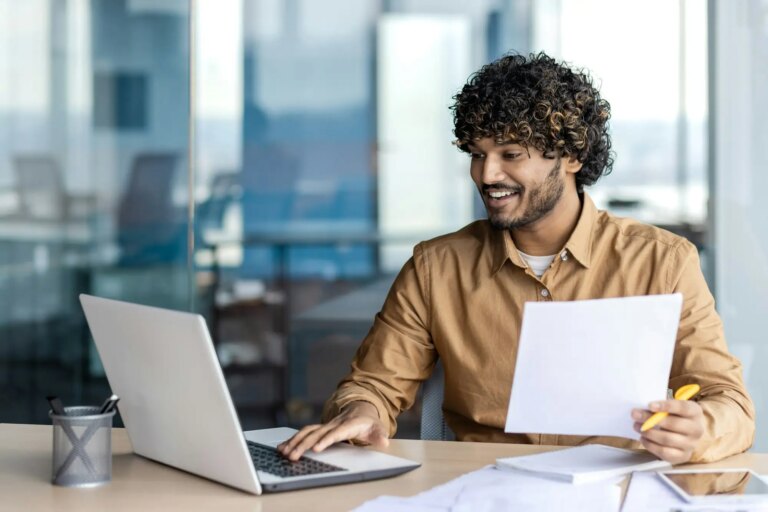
[469,153,484,159]
[504,153,520,160]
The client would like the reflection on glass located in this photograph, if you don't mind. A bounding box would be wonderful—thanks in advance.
[663,470,756,497]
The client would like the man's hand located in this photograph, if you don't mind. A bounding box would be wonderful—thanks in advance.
[277,401,389,461]
[631,399,705,464]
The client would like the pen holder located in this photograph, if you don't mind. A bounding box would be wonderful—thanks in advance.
[50,406,115,487]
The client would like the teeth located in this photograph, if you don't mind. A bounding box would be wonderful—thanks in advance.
[489,190,515,198]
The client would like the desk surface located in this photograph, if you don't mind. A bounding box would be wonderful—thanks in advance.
[2,424,766,511]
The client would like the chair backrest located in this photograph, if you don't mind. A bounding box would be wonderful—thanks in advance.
[116,153,184,265]
[118,153,178,226]
[420,358,455,441]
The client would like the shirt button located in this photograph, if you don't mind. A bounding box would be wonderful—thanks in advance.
[560,251,568,261]
[541,289,549,297]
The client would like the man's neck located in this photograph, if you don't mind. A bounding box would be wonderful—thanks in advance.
[510,191,583,256]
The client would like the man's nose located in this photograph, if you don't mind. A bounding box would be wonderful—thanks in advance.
[481,156,506,184]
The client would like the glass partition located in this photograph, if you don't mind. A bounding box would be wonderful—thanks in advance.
[0,0,190,423]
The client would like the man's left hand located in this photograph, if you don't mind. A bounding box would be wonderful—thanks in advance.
[631,399,705,464]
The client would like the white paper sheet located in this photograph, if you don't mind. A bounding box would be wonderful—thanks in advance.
[506,294,682,440]
[353,466,621,512]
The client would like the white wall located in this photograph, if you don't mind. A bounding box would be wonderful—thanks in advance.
[711,0,768,451]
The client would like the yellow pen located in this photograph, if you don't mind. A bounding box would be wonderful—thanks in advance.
[640,384,700,432]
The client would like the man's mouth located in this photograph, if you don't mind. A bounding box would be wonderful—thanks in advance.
[484,188,522,207]
[488,190,518,199]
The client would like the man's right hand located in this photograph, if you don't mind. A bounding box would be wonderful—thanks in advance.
[277,401,389,461]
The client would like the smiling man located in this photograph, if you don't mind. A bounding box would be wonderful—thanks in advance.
[279,52,755,464]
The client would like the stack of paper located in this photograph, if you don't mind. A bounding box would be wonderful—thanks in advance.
[496,445,669,484]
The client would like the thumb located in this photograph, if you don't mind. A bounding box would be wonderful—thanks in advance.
[366,424,390,448]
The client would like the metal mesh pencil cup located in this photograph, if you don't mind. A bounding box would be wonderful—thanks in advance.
[49,406,116,487]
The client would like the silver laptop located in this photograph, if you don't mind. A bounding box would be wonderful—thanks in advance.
[79,294,420,494]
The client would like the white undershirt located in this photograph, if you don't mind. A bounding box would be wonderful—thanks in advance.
[518,251,556,278]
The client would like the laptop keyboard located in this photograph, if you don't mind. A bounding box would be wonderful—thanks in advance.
[247,441,346,478]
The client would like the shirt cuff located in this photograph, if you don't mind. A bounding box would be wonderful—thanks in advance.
[690,398,754,463]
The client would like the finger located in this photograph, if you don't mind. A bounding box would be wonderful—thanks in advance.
[631,409,653,422]
[289,422,342,460]
[641,425,692,452]
[640,435,689,464]
[278,424,323,455]
[279,424,322,454]
[368,427,390,448]
[278,425,314,454]
[648,399,703,418]
[651,414,703,438]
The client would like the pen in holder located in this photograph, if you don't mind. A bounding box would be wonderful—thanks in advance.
[49,404,116,487]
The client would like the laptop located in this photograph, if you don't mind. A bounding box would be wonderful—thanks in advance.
[79,294,420,494]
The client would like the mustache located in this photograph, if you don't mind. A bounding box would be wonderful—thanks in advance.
[482,184,523,194]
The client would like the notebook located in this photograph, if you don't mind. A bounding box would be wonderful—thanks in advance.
[496,444,669,484]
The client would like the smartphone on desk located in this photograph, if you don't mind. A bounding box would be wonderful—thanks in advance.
[657,468,768,505]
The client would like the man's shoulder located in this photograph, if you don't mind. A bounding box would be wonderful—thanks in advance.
[411,221,497,271]
[419,220,494,251]
[596,209,692,251]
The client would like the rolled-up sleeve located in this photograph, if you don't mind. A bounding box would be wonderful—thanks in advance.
[322,243,437,437]
[668,240,755,462]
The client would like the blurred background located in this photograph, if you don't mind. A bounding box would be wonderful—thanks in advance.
[0,0,766,447]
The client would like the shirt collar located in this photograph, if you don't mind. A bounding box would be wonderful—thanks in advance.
[491,192,596,274]
[563,192,596,269]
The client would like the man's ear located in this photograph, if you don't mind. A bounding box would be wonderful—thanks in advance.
[564,156,583,175]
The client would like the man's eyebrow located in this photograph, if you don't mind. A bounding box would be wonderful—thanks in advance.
[495,141,523,148]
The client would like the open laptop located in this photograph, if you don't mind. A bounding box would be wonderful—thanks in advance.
[79,294,420,494]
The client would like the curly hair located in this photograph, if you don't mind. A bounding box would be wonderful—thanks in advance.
[451,52,614,189]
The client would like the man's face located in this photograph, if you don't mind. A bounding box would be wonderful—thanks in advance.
[468,137,569,230]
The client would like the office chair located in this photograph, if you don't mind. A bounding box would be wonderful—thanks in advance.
[420,358,455,441]
[116,153,185,265]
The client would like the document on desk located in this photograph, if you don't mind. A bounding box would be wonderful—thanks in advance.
[505,293,683,440]
[353,466,621,512]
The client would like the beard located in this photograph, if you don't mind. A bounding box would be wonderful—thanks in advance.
[488,158,565,230]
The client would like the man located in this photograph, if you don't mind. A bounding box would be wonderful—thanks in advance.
[279,52,754,464]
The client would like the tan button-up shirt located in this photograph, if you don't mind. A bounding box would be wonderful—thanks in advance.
[324,194,755,462]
